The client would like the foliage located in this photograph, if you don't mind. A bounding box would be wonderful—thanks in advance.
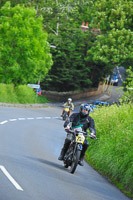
[121,66,133,102]
[0,1,53,85]
[86,0,133,68]
[0,83,48,104]
[86,104,133,197]
[42,30,108,91]
[0,0,132,92]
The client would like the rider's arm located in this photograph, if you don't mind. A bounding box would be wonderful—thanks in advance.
[63,102,67,107]
[88,116,96,135]
[63,113,76,128]
[71,103,74,110]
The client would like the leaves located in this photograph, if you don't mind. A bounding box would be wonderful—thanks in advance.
[0,2,53,85]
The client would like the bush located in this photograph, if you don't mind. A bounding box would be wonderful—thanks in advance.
[86,103,133,197]
[15,85,36,104]
[0,84,48,104]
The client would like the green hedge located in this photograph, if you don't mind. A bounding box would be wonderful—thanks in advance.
[0,83,48,104]
[86,103,133,197]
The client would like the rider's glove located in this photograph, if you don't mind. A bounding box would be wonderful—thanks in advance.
[65,125,71,132]
[90,133,96,138]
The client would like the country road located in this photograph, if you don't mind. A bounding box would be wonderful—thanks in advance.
[0,106,130,200]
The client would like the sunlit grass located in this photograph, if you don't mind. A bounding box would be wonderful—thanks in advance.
[86,103,133,197]
[0,83,48,104]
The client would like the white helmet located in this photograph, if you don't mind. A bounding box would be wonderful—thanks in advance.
[68,98,72,102]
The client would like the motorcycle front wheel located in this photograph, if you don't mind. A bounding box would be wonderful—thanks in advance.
[69,150,81,174]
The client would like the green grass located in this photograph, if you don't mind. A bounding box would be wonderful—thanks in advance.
[86,103,133,198]
[0,83,48,104]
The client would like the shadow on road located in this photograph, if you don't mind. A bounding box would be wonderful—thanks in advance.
[25,155,65,171]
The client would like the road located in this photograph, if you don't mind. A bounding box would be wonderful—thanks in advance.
[0,106,130,200]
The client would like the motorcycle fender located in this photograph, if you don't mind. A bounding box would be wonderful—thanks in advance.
[77,144,82,151]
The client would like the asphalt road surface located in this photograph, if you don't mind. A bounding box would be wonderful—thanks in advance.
[0,106,130,200]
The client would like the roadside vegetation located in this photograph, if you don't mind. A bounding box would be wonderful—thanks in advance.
[0,84,48,104]
[86,103,133,198]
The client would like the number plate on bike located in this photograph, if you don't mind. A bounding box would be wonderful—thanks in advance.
[76,134,85,144]
[65,108,69,112]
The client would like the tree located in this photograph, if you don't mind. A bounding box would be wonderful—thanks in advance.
[86,0,133,71]
[42,29,108,91]
[0,1,53,85]
[121,67,133,103]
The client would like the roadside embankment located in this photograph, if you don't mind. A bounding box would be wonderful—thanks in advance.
[86,103,133,198]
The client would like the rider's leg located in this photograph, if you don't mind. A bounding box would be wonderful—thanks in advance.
[68,110,71,116]
[58,138,71,160]
[79,140,89,166]
[61,108,65,116]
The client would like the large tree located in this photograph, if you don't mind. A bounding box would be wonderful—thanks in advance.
[0,1,53,85]
[86,0,133,71]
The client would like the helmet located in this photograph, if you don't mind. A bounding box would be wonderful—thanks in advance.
[68,98,72,102]
[79,103,91,117]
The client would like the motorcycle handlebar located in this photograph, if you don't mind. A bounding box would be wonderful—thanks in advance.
[65,129,97,139]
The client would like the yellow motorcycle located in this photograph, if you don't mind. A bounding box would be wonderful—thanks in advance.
[62,106,70,121]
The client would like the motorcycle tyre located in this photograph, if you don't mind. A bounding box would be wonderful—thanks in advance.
[63,112,67,121]
[64,163,68,168]
[69,150,81,174]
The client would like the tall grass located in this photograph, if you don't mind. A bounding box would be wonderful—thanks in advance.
[0,83,48,104]
[86,103,133,197]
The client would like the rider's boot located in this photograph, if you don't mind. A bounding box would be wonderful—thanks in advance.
[78,153,85,166]
[58,139,70,160]
[78,143,89,166]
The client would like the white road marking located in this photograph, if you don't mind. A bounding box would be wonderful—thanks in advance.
[36,117,43,119]
[9,119,17,122]
[44,117,51,119]
[0,165,23,191]
[0,116,60,125]
[0,120,8,125]
[18,118,26,120]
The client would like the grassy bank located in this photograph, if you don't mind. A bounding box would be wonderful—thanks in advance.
[86,103,133,198]
[0,83,48,104]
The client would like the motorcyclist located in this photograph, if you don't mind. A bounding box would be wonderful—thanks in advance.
[58,103,96,166]
[61,98,74,117]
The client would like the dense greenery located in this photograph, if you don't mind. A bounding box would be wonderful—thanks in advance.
[0,1,132,91]
[0,83,48,104]
[121,67,133,103]
[86,104,133,197]
[42,30,109,91]
[0,1,52,85]
[86,0,133,68]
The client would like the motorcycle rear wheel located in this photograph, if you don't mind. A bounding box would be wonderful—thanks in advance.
[69,150,81,174]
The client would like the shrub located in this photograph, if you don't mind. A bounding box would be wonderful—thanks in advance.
[15,85,36,104]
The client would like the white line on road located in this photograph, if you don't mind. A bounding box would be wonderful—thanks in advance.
[9,119,17,122]
[36,117,43,119]
[18,118,26,120]
[0,165,23,191]
[0,120,8,125]
[44,117,51,119]
[27,117,34,120]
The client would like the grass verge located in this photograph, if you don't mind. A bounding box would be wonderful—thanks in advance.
[86,103,133,198]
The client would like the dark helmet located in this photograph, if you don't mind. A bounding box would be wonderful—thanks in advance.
[79,103,91,117]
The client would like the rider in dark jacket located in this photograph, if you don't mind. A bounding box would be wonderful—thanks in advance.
[58,103,96,166]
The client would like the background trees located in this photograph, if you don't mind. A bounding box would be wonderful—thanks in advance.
[0,0,132,91]
[86,0,133,69]
[0,1,52,85]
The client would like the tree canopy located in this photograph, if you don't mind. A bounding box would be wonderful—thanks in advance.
[0,1,53,85]
[0,0,132,91]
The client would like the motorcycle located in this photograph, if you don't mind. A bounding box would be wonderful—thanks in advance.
[63,127,96,174]
[62,106,70,121]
